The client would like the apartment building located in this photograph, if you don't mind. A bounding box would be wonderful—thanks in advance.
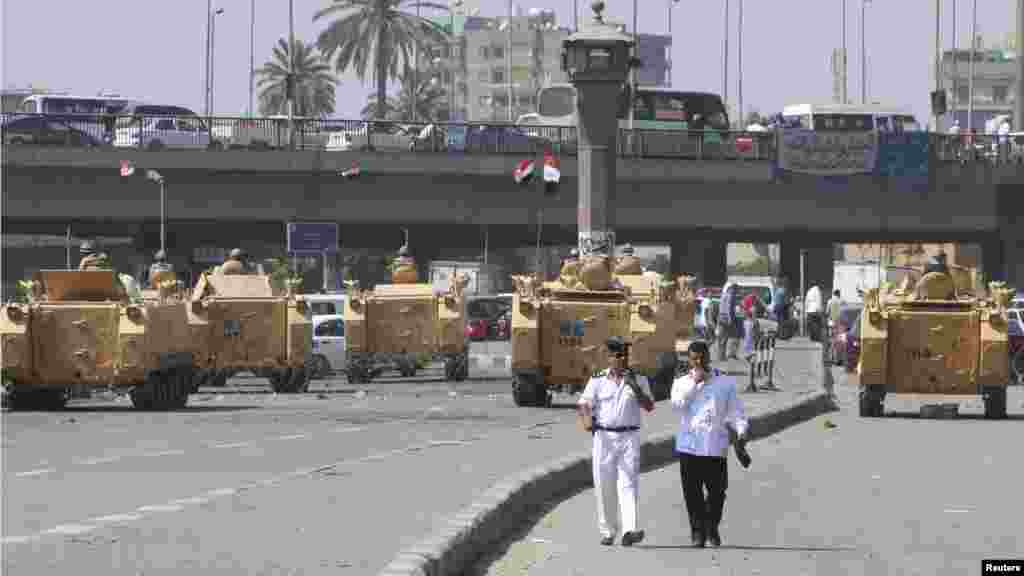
[425,8,670,122]
[938,38,1017,131]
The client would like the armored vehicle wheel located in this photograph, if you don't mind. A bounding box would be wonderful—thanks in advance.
[3,386,68,411]
[450,353,469,382]
[312,355,331,379]
[653,352,678,402]
[397,356,417,378]
[858,384,885,417]
[289,366,310,393]
[209,369,229,388]
[983,386,1007,420]
[131,369,189,411]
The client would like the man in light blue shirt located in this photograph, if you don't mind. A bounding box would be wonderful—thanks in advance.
[671,340,749,548]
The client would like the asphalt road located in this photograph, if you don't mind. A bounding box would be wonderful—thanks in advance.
[0,343,820,575]
[470,371,1024,576]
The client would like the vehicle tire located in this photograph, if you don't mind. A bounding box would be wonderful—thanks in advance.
[454,353,469,382]
[289,366,310,393]
[313,355,331,379]
[211,369,229,388]
[1012,347,1024,385]
[983,386,1007,420]
[270,368,292,393]
[512,373,536,407]
[653,351,678,402]
[147,140,165,151]
[858,383,884,418]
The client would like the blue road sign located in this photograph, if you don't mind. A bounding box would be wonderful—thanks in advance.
[287,221,338,254]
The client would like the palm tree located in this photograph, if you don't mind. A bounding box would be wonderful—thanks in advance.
[360,67,448,121]
[256,38,338,117]
[314,0,452,120]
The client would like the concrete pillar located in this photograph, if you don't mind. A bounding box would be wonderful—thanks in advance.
[779,238,835,299]
[997,183,1024,288]
[671,235,727,288]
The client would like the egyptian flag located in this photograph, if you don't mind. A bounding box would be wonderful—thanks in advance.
[340,162,361,179]
[542,150,560,197]
[120,160,135,177]
[513,158,535,185]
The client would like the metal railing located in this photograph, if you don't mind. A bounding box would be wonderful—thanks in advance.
[1,113,1022,165]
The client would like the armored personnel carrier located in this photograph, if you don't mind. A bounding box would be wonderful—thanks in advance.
[857,265,1014,419]
[509,252,698,407]
[341,262,470,383]
[1,270,196,410]
[188,270,312,393]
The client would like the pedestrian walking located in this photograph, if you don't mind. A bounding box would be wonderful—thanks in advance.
[671,340,750,548]
[827,289,842,361]
[577,336,655,547]
[717,282,740,361]
[804,284,824,342]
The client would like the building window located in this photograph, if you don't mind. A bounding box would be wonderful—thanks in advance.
[479,46,489,59]
[492,46,504,59]
[492,69,505,84]
[992,85,1008,105]
[957,86,970,104]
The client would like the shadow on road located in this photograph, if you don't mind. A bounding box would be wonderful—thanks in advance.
[55,404,263,413]
[882,410,1024,421]
[636,543,859,553]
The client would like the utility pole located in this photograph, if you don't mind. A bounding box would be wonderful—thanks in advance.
[952,0,958,123]
[967,0,977,133]
[205,0,212,116]
[249,0,255,117]
[288,0,296,149]
[842,0,848,105]
[507,0,513,122]
[738,0,743,125]
[723,0,729,112]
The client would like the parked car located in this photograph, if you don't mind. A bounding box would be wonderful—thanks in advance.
[113,105,218,150]
[831,306,862,367]
[463,125,536,154]
[333,121,414,151]
[1,115,103,147]
[310,315,346,379]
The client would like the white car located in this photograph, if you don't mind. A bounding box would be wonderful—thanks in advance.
[311,314,346,379]
[213,115,329,150]
[114,115,217,150]
[338,122,415,151]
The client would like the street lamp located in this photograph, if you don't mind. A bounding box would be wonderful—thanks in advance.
[629,0,638,131]
[207,6,225,116]
[667,0,679,87]
[967,0,977,134]
[723,0,729,112]
[738,0,743,127]
[562,0,635,259]
[861,0,870,105]
[249,0,255,117]
[288,0,296,149]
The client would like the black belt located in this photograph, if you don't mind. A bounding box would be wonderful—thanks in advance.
[593,424,640,432]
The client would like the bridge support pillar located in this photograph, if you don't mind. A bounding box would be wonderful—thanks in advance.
[995,184,1024,288]
[671,235,727,288]
[779,237,835,299]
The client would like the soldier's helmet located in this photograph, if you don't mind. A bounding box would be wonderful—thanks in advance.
[153,249,167,262]
[621,243,635,256]
[80,240,97,256]
[397,244,411,257]
[569,247,580,258]
[229,248,245,261]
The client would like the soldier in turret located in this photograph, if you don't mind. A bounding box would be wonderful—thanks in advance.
[391,244,418,283]
[78,240,111,270]
[615,243,643,275]
[220,248,248,275]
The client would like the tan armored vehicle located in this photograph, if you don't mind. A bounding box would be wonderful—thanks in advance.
[509,253,698,407]
[857,265,1014,419]
[188,270,312,393]
[342,258,470,383]
[1,270,196,411]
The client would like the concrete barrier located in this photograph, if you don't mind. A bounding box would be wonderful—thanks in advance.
[377,387,837,576]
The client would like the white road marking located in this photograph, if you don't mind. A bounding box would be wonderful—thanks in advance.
[210,441,250,449]
[331,427,366,434]
[143,449,186,458]
[77,456,122,465]
[276,434,308,441]
[0,536,33,545]
[943,508,972,513]
[14,468,54,478]
[136,504,184,513]
[42,524,96,536]
[169,496,209,506]
[205,488,237,498]
[90,513,143,524]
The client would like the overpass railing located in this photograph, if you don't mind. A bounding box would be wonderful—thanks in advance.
[1,113,1022,165]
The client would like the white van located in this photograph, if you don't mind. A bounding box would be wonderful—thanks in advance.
[311,314,346,379]
[303,293,347,320]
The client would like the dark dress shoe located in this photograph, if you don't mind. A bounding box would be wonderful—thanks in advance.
[600,536,615,546]
[621,530,645,546]
[691,530,706,548]
[707,527,722,548]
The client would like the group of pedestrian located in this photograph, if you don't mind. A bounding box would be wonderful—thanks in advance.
[577,337,749,549]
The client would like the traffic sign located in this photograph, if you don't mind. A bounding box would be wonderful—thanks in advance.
[287,221,338,254]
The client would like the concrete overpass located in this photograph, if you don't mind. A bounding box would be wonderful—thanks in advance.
[3,147,1022,293]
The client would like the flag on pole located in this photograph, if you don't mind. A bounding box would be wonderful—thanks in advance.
[120,160,135,177]
[513,158,535,184]
[340,163,361,179]
[542,150,560,197]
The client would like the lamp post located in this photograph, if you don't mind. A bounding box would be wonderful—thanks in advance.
[952,0,958,123]
[249,0,255,117]
[145,170,167,254]
[935,0,941,131]
[842,0,848,105]
[288,0,296,149]
[861,0,870,105]
[205,0,212,116]
[562,0,635,259]
[507,0,513,122]
[210,6,224,115]
[723,0,729,111]
[967,0,976,134]
[667,0,679,87]
[738,0,743,127]
[628,0,638,131]
[1016,0,1024,132]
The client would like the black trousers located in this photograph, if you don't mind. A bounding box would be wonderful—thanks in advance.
[677,452,728,535]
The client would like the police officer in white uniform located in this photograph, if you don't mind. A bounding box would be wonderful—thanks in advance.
[577,336,656,546]
[671,340,750,548]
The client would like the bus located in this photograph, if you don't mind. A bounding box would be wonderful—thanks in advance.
[18,93,140,141]
[781,103,921,132]
[520,83,731,153]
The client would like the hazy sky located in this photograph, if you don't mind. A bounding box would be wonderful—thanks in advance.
[1,0,1018,125]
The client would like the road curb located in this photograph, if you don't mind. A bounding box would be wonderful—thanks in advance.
[376,391,838,576]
